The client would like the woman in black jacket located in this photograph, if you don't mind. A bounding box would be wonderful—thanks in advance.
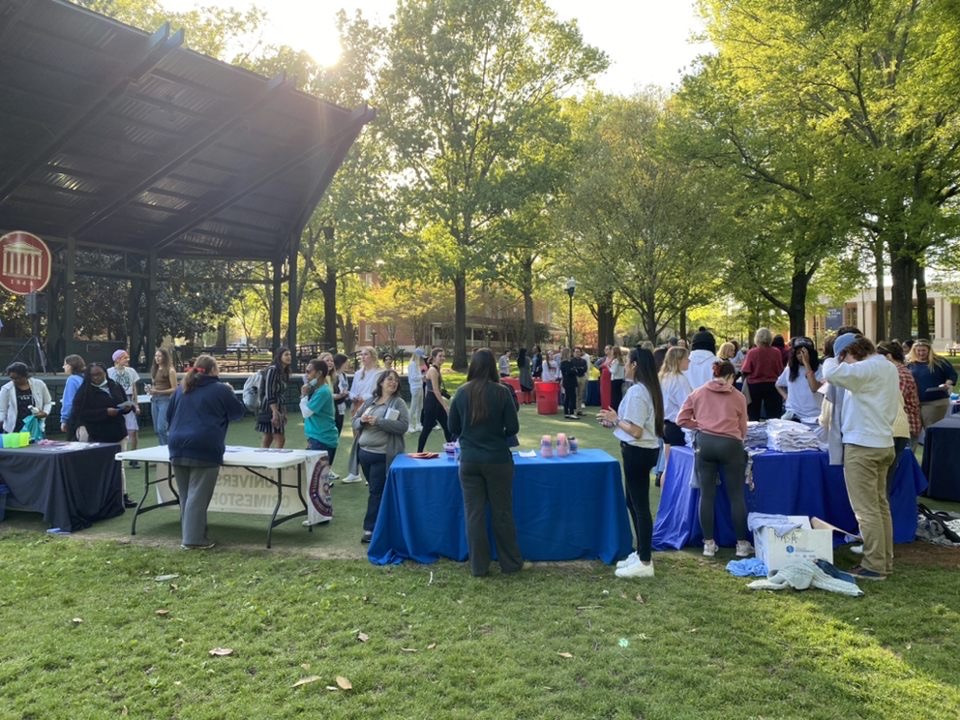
[72,362,136,506]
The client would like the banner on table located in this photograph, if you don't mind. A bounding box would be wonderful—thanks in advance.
[156,454,331,520]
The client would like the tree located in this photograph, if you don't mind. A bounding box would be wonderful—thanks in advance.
[377,0,607,369]
[558,92,720,343]
[687,0,960,339]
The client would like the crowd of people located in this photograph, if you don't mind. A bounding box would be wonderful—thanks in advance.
[4,327,953,578]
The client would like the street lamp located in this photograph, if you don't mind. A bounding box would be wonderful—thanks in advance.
[564,277,576,349]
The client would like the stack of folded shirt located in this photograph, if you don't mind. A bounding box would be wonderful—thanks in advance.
[765,419,824,452]
[745,421,768,449]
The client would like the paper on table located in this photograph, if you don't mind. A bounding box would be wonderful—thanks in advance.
[517,450,537,458]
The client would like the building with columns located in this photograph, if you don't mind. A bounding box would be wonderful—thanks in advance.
[806,286,960,351]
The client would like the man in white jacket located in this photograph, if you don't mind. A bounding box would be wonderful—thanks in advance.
[824,333,899,581]
[685,327,717,390]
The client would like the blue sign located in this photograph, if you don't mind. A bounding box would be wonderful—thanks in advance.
[825,308,842,331]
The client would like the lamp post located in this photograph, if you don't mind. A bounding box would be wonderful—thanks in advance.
[564,277,576,349]
[371,330,377,349]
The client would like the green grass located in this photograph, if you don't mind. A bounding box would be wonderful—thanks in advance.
[1,387,959,718]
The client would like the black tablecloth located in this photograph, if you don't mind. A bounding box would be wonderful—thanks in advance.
[921,415,960,502]
[0,443,123,531]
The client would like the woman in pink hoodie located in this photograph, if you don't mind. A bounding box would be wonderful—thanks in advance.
[677,359,752,559]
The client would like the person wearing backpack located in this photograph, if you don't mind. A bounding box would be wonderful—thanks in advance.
[256,347,292,448]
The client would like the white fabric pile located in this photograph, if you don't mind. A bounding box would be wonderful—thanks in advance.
[745,421,767,449]
[747,559,864,597]
[764,419,825,452]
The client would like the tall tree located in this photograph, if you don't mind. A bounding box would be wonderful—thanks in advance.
[687,0,960,339]
[377,0,606,369]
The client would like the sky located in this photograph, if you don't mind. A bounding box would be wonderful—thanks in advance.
[159,0,711,95]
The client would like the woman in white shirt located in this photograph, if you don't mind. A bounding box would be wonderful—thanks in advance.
[597,347,663,580]
[407,349,425,433]
[609,346,626,410]
[108,349,141,462]
[776,337,823,421]
[658,346,693,484]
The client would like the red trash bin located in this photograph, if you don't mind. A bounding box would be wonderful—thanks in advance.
[535,381,559,415]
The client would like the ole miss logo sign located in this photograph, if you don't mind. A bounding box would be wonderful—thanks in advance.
[0,231,52,295]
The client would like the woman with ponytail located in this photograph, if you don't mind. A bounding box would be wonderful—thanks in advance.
[166,354,247,549]
[597,347,664,579]
[676,359,752,559]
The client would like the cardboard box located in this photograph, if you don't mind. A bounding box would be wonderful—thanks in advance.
[752,515,834,573]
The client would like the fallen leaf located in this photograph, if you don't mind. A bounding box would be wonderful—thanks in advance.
[356,632,369,643]
[170,584,179,591]
[688,628,699,633]
[208,647,234,657]
[121,706,128,716]
[300,663,311,670]
[635,594,645,604]
[154,574,179,582]
[71,617,83,625]
[335,676,352,690]
[426,643,437,650]
[155,609,170,616]
[557,652,574,659]
[400,647,417,653]
[292,675,322,688]
[325,686,338,691]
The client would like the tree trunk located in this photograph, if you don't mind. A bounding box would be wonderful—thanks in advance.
[596,291,616,348]
[216,322,227,347]
[323,264,337,351]
[872,236,886,340]
[888,251,916,340]
[915,262,929,340]
[452,271,468,371]
[788,271,808,339]
[679,307,688,341]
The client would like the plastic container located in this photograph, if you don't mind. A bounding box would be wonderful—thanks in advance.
[18,432,30,447]
[1,434,15,449]
[540,435,553,458]
[534,381,559,415]
[569,436,578,454]
[556,433,569,457]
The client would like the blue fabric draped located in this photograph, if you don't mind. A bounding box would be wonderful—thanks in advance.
[368,448,633,565]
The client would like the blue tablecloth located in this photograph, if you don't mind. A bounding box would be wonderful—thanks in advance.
[653,446,927,550]
[921,414,960,501]
[368,448,633,565]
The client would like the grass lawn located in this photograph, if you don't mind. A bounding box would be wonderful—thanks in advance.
[1,381,959,718]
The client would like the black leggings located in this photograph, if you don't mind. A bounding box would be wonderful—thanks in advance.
[746,382,782,421]
[611,379,624,412]
[621,443,660,561]
[417,394,451,452]
[563,380,578,415]
[695,432,748,541]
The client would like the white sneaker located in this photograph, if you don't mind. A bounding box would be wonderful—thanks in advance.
[407,427,417,433]
[340,473,363,484]
[327,471,340,481]
[302,516,332,526]
[615,560,654,578]
[703,540,718,558]
[415,425,423,431]
[735,540,755,558]
[616,552,639,569]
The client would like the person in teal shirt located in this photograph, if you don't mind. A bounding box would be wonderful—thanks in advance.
[300,359,339,464]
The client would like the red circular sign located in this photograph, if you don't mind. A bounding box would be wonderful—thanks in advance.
[0,231,52,295]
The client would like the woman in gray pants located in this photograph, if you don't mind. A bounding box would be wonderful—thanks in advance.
[676,359,752,558]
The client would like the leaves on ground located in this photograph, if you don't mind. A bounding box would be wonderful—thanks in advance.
[154,574,179,582]
[557,651,574,659]
[292,675,322,688]
[356,631,369,643]
[208,647,234,657]
[335,676,353,690]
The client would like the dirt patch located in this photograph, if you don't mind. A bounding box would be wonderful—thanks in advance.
[894,541,960,570]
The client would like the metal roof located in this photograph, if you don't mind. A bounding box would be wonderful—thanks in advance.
[0,0,375,260]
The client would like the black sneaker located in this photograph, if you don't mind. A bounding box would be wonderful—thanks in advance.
[123,494,138,509]
[360,531,373,544]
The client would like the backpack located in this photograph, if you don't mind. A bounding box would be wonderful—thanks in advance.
[242,368,267,412]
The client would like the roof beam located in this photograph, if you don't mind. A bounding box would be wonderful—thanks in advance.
[0,22,184,205]
[151,105,376,253]
[71,74,290,238]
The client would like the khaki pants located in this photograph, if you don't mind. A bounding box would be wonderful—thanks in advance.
[843,444,895,575]
[576,376,587,411]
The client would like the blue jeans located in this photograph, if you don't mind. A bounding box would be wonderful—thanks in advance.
[359,448,387,532]
[307,437,337,466]
[151,396,171,445]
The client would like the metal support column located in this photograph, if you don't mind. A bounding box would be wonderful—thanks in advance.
[271,257,282,352]
[287,233,299,358]
[145,252,158,366]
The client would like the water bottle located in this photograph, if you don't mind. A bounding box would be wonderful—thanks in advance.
[556,433,569,457]
[540,434,553,458]
[569,436,578,454]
